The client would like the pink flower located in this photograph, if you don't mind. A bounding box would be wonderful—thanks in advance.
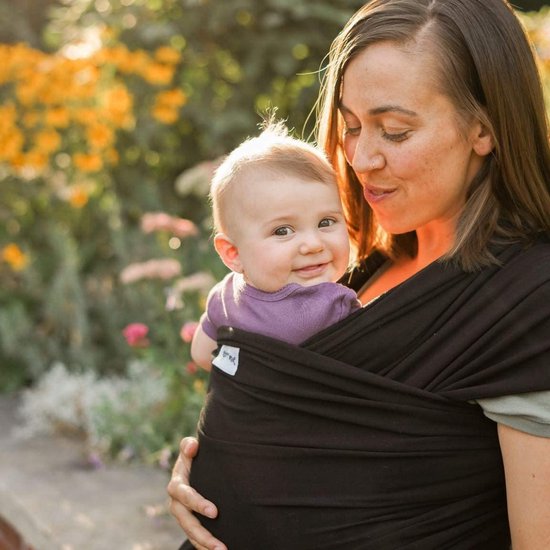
[141,212,198,238]
[120,259,182,284]
[122,323,150,347]
[173,272,216,293]
[158,447,172,470]
[186,361,198,375]
[180,321,199,343]
[86,451,105,470]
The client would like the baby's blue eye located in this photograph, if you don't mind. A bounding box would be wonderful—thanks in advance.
[274,226,293,236]
[319,218,335,228]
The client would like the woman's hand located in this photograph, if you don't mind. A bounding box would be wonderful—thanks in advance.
[167,437,227,550]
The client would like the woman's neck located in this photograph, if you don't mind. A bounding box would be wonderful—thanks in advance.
[414,220,457,268]
[358,223,457,306]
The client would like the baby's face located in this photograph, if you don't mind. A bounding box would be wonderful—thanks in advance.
[227,173,350,292]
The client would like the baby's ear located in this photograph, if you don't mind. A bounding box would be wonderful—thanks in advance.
[214,233,243,273]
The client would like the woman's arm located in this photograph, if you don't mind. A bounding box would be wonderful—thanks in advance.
[167,437,228,550]
[498,423,550,550]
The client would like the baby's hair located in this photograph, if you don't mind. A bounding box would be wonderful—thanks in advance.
[210,121,338,234]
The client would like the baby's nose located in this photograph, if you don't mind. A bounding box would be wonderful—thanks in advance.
[299,233,324,255]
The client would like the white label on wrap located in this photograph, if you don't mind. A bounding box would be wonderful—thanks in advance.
[212,345,239,376]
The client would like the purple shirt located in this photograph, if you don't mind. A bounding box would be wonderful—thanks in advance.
[200,272,361,345]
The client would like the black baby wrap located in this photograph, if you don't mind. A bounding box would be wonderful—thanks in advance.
[188,240,550,550]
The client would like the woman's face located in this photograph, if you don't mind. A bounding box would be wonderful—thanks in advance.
[340,41,487,242]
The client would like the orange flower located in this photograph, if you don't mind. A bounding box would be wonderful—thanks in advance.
[2,243,28,271]
[102,85,134,128]
[86,123,114,150]
[73,152,103,173]
[154,46,182,65]
[73,107,98,126]
[21,150,49,171]
[155,89,187,108]
[151,105,179,124]
[0,131,24,162]
[45,107,70,128]
[141,63,174,85]
[35,129,61,154]
[68,186,89,208]
[104,147,119,165]
[22,111,41,128]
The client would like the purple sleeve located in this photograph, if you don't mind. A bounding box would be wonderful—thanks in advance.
[199,282,225,340]
[337,285,362,320]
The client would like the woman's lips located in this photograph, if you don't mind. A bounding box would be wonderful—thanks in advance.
[363,185,396,204]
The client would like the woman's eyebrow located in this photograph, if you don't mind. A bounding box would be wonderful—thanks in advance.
[338,101,418,118]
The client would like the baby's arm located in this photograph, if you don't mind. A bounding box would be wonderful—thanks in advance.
[191,324,217,371]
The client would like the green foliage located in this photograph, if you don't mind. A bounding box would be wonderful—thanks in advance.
[46,0,365,157]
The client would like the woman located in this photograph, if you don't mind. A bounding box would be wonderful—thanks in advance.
[168,0,550,548]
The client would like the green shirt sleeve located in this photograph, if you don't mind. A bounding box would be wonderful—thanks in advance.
[476,391,550,437]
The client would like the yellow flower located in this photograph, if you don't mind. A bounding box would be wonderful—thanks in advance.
[72,107,98,126]
[155,89,187,108]
[151,89,186,125]
[20,150,49,171]
[45,107,70,128]
[0,132,24,162]
[0,104,24,161]
[122,49,151,74]
[193,379,206,395]
[23,111,41,128]
[68,186,89,208]
[151,105,179,125]
[154,46,182,65]
[105,147,119,165]
[73,152,103,173]
[86,123,114,150]
[2,243,28,271]
[141,62,174,85]
[102,85,134,128]
[35,129,62,154]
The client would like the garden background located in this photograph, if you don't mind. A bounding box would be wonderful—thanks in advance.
[1,0,549,470]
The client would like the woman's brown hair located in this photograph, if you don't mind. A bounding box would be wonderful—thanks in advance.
[317,0,550,270]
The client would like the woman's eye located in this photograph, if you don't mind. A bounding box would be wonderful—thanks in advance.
[344,126,361,137]
[319,218,335,228]
[382,130,409,142]
[273,226,293,236]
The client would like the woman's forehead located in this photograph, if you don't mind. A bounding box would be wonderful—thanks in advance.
[340,42,441,110]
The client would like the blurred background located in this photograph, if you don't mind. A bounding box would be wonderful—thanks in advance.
[1,0,549,468]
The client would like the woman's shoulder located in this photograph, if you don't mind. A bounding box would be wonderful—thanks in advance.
[501,236,550,277]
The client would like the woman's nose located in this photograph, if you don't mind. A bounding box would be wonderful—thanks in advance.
[349,136,385,174]
[352,149,385,175]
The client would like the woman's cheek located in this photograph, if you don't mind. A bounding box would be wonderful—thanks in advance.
[342,136,356,166]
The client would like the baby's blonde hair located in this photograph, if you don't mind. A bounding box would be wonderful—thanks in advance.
[210,121,338,234]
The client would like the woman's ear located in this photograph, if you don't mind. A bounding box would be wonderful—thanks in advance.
[214,233,243,273]
[471,121,494,157]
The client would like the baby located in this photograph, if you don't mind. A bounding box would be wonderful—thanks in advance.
[191,122,361,370]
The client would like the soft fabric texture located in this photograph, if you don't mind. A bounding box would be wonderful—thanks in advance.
[199,271,361,345]
[186,239,550,550]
